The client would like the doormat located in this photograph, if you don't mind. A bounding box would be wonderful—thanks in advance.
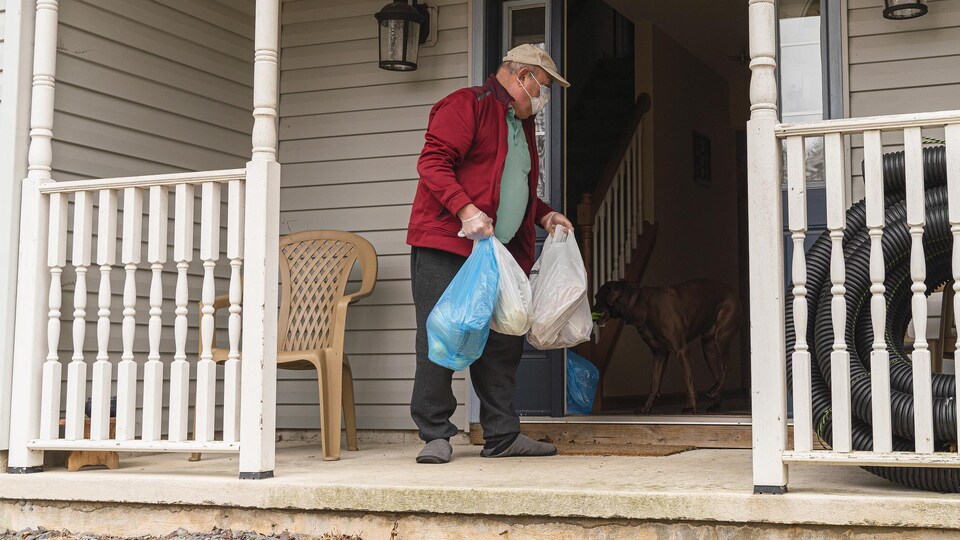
[555,443,695,457]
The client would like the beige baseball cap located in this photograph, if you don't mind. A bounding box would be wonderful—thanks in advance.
[503,44,570,88]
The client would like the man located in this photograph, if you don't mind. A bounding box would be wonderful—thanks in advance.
[406,44,574,464]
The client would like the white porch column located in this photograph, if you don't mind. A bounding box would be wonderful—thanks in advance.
[0,0,39,457]
[239,0,280,479]
[747,0,789,492]
[7,0,60,472]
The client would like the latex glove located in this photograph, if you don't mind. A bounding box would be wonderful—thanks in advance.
[458,210,494,240]
[540,211,573,235]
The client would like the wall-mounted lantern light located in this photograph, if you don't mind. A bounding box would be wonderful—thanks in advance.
[375,0,433,71]
[883,0,927,20]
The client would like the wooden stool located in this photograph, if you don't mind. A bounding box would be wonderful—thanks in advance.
[58,418,120,471]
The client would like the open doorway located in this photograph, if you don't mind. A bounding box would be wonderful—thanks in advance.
[566,0,753,420]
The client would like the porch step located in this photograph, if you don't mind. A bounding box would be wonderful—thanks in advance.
[470,421,822,450]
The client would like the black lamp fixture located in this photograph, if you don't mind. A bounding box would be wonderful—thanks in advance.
[883,0,927,20]
[375,0,431,71]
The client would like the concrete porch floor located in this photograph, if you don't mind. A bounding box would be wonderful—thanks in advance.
[3,442,960,536]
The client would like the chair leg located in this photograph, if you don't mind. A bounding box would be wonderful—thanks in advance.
[320,355,344,461]
[342,360,359,452]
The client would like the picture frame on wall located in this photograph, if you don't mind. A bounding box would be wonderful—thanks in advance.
[693,131,712,187]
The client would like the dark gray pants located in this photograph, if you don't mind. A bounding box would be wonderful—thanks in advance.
[410,246,524,447]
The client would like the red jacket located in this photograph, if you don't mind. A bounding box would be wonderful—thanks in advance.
[406,75,555,274]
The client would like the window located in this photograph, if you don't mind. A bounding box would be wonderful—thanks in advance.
[503,0,550,201]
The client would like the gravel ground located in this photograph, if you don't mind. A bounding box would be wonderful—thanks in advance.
[1,529,361,540]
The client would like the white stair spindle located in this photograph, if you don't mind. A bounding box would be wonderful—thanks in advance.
[66,191,94,440]
[197,182,221,442]
[169,184,194,442]
[824,133,851,453]
[605,197,612,283]
[116,187,142,441]
[905,126,934,454]
[610,180,623,279]
[947,123,960,450]
[91,189,117,440]
[224,180,245,443]
[617,172,625,279]
[864,130,892,453]
[39,193,68,440]
[787,135,813,453]
[143,185,168,442]
[637,132,643,237]
[625,148,633,265]
[592,218,599,296]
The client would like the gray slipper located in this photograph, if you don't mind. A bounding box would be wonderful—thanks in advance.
[416,439,453,464]
[480,434,557,458]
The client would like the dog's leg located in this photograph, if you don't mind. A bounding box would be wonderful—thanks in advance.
[707,299,741,402]
[677,347,698,414]
[702,334,723,399]
[636,349,668,414]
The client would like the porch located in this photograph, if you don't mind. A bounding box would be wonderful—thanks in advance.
[3,442,959,538]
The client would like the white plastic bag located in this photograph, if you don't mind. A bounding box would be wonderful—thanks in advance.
[490,238,534,336]
[527,226,593,349]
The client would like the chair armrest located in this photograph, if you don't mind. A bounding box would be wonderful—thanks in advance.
[197,294,230,355]
[342,252,378,305]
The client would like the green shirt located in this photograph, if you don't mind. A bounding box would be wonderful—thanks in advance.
[495,106,531,244]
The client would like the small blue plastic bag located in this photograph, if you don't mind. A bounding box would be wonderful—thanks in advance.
[566,350,599,415]
[427,238,499,371]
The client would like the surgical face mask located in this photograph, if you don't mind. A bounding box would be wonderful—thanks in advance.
[518,74,550,115]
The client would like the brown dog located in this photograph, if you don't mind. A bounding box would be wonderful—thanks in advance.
[592,279,742,414]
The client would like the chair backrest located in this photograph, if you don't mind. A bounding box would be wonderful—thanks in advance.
[277,230,377,352]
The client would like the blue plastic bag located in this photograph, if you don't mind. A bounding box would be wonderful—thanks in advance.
[427,238,499,371]
[566,350,599,415]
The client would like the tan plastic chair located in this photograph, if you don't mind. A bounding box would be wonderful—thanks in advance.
[191,230,377,461]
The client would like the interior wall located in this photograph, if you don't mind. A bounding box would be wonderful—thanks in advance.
[603,26,743,402]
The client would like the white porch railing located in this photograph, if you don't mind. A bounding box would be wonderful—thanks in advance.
[6,0,281,478]
[780,111,960,463]
[29,170,246,454]
[753,105,960,489]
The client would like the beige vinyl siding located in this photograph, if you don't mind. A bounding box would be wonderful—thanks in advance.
[277,0,470,430]
[51,0,253,432]
[846,0,960,195]
[847,0,960,117]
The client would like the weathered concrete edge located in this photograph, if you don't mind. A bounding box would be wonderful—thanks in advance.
[2,475,958,530]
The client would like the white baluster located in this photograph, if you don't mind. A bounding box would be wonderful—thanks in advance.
[823,133,851,453]
[143,185,168,442]
[787,135,813,453]
[605,197,612,283]
[864,129,892,453]
[169,184,194,442]
[116,187,142,441]
[592,218,599,295]
[610,181,623,279]
[617,172,625,279]
[625,147,633,265]
[65,191,93,440]
[91,189,117,440]
[197,182,221,443]
[224,180,245,443]
[947,123,960,450]
[905,126,934,453]
[633,131,643,236]
[39,193,67,440]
